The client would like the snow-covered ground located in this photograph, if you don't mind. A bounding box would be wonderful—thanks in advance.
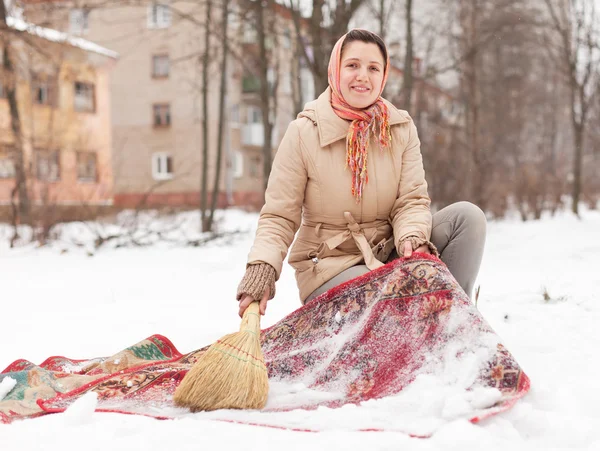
[0,207,598,450]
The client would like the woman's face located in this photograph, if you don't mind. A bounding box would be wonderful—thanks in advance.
[339,41,385,109]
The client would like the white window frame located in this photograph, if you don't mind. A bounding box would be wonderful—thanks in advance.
[33,80,53,106]
[229,104,240,127]
[35,149,61,182]
[147,2,171,29]
[152,54,170,78]
[281,71,292,95]
[76,151,98,183]
[300,67,315,105]
[283,28,292,49]
[153,103,171,127]
[152,152,174,180]
[69,8,89,35]
[243,22,257,43]
[74,81,95,113]
[267,67,276,94]
[0,151,15,179]
[227,3,239,32]
[232,150,243,179]
[247,105,261,124]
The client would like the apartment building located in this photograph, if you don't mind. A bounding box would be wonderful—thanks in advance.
[0,16,116,215]
[21,1,314,210]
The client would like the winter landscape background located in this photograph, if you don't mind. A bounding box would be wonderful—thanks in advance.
[1,0,599,448]
[1,207,598,450]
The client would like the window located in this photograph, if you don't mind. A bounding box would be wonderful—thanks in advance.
[0,149,15,178]
[152,153,173,180]
[243,23,257,43]
[300,67,315,105]
[243,70,276,94]
[283,28,292,49]
[147,2,171,29]
[242,75,260,93]
[267,67,276,94]
[153,103,171,127]
[76,152,97,182]
[247,106,261,124]
[227,3,239,31]
[74,82,95,112]
[249,156,260,178]
[232,150,243,178]
[152,54,170,78]
[230,104,239,125]
[32,77,56,106]
[69,8,89,35]
[36,149,60,182]
[281,71,292,95]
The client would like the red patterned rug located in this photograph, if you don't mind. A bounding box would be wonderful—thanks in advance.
[0,254,529,435]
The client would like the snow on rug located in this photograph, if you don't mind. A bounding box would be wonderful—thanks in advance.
[0,254,529,436]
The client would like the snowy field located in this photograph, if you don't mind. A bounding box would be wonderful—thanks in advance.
[0,207,598,450]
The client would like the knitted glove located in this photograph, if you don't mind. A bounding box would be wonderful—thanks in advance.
[236,262,277,301]
[398,236,439,258]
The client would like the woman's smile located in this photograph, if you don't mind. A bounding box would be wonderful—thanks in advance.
[339,41,384,109]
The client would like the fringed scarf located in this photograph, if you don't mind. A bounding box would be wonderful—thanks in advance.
[328,31,391,202]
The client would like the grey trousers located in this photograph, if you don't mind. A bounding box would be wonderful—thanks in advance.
[305,202,487,302]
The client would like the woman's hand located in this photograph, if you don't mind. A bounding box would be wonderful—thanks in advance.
[402,241,431,258]
[238,287,270,318]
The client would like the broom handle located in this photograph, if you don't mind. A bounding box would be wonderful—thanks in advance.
[240,301,261,334]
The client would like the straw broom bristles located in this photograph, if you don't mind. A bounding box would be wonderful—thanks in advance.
[173,301,268,412]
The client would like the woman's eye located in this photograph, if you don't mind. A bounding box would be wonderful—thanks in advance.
[370,66,380,71]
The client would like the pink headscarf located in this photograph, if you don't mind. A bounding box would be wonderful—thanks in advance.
[328,30,391,202]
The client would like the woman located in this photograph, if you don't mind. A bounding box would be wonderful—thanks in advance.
[237,29,486,317]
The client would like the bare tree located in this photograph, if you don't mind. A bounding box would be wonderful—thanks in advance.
[366,0,398,41]
[402,0,414,112]
[459,0,482,206]
[411,0,562,217]
[166,0,283,198]
[199,0,213,232]
[1,0,31,227]
[287,0,366,95]
[207,0,230,231]
[543,0,600,215]
[254,0,275,194]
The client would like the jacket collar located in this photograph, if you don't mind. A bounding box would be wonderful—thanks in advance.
[300,87,410,147]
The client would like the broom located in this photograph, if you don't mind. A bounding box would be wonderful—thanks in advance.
[173,301,268,412]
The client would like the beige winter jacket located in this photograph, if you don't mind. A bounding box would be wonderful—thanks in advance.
[247,88,433,302]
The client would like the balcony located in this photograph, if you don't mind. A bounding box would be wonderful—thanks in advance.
[242,75,275,95]
[242,76,260,93]
[242,123,277,147]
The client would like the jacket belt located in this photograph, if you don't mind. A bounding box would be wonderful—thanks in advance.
[302,212,389,270]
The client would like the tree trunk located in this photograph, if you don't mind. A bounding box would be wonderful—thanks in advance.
[208,0,229,230]
[291,40,304,116]
[463,0,482,207]
[572,122,584,215]
[255,0,274,195]
[379,0,386,40]
[543,0,599,216]
[1,1,31,225]
[200,0,212,232]
[402,0,414,111]
[289,0,366,97]
[309,0,327,95]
